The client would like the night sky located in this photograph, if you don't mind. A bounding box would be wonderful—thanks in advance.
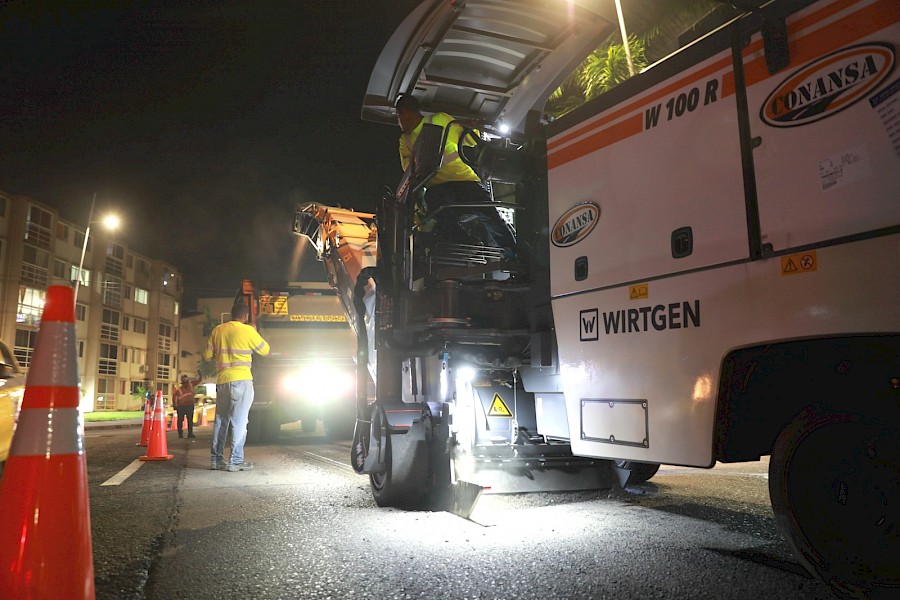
[0,0,420,308]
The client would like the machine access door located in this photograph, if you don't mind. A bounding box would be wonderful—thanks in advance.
[546,31,750,298]
[360,0,619,135]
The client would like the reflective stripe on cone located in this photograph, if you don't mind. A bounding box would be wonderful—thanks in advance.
[0,285,95,600]
[141,391,173,461]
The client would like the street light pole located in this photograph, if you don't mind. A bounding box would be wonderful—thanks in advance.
[74,192,97,300]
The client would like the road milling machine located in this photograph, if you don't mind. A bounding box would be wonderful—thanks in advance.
[294,1,898,596]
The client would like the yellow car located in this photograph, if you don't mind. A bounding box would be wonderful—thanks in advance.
[0,340,27,476]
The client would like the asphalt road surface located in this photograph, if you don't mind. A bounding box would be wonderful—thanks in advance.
[82,422,840,600]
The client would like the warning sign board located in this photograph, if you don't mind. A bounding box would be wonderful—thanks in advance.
[488,393,512,417]
[260,295,289,315]
[781,251,817,276]
[629,283,648,300]
[289,314,347,322]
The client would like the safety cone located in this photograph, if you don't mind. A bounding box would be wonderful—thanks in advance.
[137,394,152,446]
[140,391,173,461]
[199,405,209,427]
[0,285,95,599]
[167,408,177,432]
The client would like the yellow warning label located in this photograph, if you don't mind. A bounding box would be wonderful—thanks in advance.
[260,295,289,315]
[289,314,347,322]
[488,393,512,417]
[629,284,648,300]
[781,250,817,276]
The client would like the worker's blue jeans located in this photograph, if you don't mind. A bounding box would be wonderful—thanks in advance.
[211,380,254,466]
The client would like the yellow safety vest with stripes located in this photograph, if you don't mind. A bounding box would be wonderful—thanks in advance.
[399,112,480,186]
[203,320,270,384]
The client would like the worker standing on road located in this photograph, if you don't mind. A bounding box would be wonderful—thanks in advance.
[203,302,270,472]
[173,374,201,439]
[395,93,516,260]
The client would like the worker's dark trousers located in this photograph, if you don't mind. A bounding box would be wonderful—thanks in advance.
[175,405,195,437]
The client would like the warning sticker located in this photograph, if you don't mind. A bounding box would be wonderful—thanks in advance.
[260,295,288,315]
[817,144,871,192]
[289,314,347,322]
[488,393,512,417]
[629,284,648,300]
[781,251,817,276]
[870,77,900,156]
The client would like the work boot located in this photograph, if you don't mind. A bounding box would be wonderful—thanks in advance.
[226,461,254,472]
[178,432,183,438]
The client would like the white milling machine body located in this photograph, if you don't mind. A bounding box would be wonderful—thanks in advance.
[294,1,899,596]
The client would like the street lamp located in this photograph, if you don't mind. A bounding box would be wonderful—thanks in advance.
[75,193,121,299]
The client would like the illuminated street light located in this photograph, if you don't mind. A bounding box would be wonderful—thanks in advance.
[75,193,121,299]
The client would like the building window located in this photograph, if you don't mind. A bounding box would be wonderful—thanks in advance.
[99,343,118,375]
[159,320,172,351]
[135,288,148,305]
[157,352,171,382]
[76,303,87,321]
[0,196,6,217]
[105,243,125,278]
[55,222,69,242]
[137,259,149,275]
[71,265,90,286]
[126,254,133,268]
[101,308,120,342]
[124,284,132,301]
[133,319,147,335]
[96,377,116,411]
[74,230,90,252]
[174,301,180,316]
[122,316,130,331]
[14,328,38,368]
[103,275,122,308]
[53,259,67,279]
[21,244,50,287]
[16,286,46,326]
[24,205,52,248]
[121,348,129,363]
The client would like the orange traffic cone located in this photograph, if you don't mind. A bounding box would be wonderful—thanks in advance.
[0,285,95,599]
[141,391,173,461]
[167,408,177,431]
[137,394,152,446]
[199,405,209,427]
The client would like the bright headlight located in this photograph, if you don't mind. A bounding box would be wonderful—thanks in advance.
[279,363,354,402]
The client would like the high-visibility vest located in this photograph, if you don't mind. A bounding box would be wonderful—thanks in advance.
[399,112,480,186]
[173,383,197,407]
[203,321,270,384]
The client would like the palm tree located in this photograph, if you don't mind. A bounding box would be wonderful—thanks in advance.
[547,0,724,117]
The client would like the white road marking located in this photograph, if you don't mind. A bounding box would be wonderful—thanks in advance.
[101,459,144,486]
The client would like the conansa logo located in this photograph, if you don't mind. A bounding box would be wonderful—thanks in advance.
[761,43,894,128]
[551,202,600,247]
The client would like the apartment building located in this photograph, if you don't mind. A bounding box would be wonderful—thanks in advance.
[0,190,184,411]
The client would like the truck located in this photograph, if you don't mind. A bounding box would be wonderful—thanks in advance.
[238,279,357,442]
[292,1,899,596]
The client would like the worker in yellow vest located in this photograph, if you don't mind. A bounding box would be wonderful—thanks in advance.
[395,94,516,261]
[203,302,269,472]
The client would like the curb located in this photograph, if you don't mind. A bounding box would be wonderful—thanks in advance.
[84,419,144,430]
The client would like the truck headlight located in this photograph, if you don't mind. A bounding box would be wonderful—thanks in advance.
[279,363,353,403]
